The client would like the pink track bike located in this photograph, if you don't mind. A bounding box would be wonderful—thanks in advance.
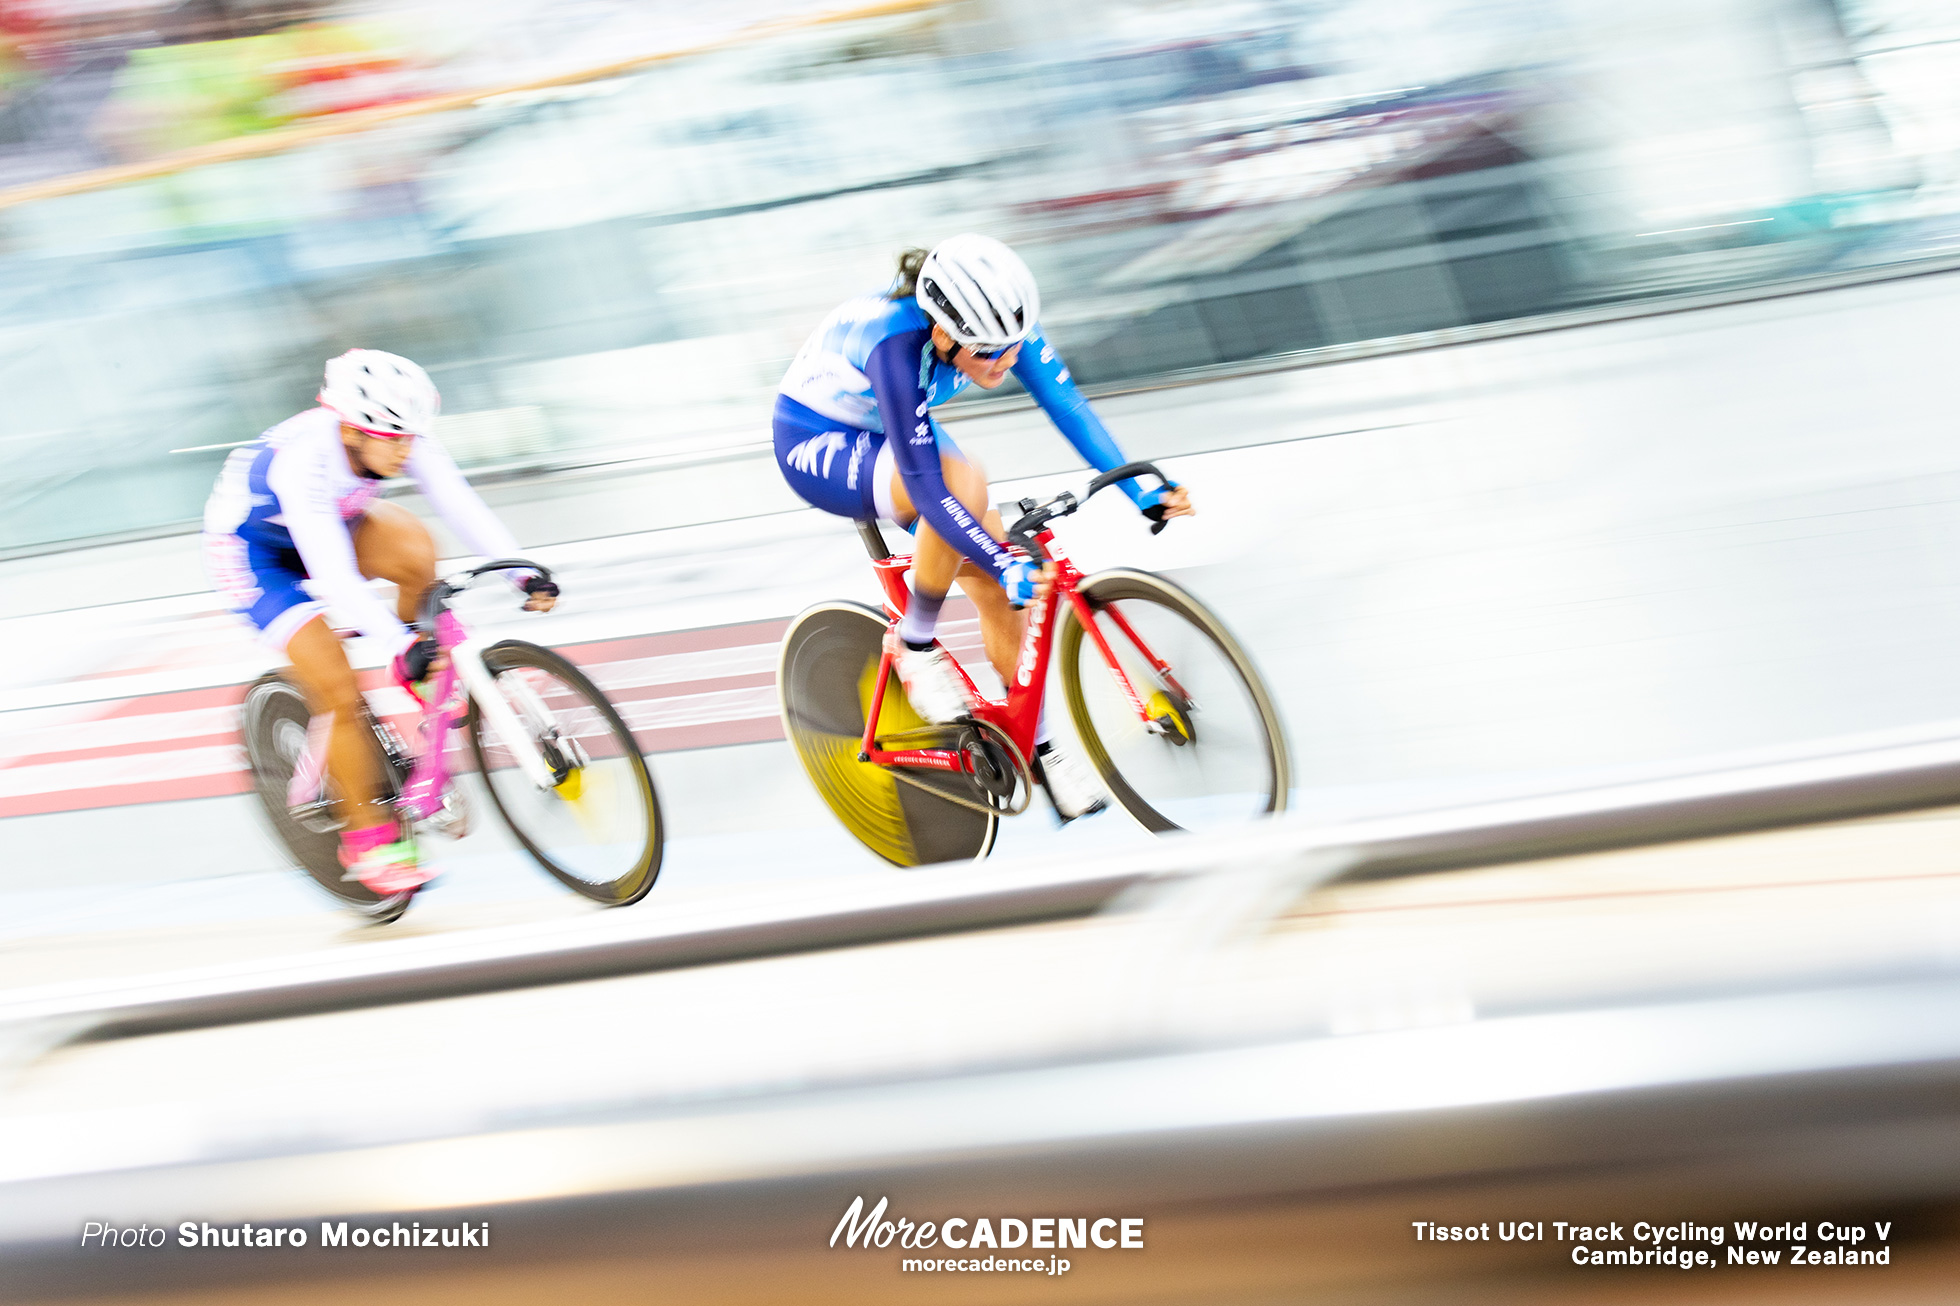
[241,559,662,922]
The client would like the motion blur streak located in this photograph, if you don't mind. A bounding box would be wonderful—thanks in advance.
[5,0,1960,550]
[7,1,1960,1303]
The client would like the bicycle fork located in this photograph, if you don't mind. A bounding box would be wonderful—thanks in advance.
[450,636,584,793]
[1070,591,1195,739]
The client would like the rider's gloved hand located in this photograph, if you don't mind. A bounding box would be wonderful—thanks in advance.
[1001,558,1043,609]
[522,575,559,613]
[393,632,441,685]
[1136,483,1189,535]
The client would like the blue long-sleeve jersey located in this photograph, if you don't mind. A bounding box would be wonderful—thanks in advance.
[778,294,1148,579]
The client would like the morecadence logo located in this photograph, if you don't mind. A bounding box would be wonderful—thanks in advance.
[830,1196,1144,1260]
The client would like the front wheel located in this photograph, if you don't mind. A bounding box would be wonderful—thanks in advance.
[466,640,663,905]
[1058,569,1290,833]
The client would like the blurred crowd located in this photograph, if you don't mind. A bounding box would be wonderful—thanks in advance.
[3,0,1959,551]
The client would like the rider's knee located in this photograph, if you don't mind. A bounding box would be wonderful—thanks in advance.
[359,502,437,580]
[390,522,437,579]
[400,526,437,575]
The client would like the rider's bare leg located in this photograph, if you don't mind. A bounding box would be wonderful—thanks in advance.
[284,616,388,831]
[279,503,440,836]
[952,559,1023,691]
[351,501,438,626]
[889,453,1024,688]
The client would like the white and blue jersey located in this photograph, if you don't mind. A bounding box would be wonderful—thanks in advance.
[775,294,1155,582]
[202,407,522,654]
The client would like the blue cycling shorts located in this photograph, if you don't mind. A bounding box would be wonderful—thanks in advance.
[204,532,325,651]
[773,394,960,524]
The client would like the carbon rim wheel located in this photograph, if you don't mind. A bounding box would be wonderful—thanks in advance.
[1059,569,1290,834]
[466,640,663,905]
[778,600,997,867]
[240,672,413,923]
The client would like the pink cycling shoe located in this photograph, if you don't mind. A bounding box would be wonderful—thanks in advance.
[338,823,435,896]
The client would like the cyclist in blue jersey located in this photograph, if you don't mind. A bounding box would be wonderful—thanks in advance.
[775,234,1194,823]
[203,350,558,893]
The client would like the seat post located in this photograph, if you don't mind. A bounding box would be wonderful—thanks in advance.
[856,519,892,561]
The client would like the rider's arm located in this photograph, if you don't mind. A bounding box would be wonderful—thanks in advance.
[403,434,526,567]
[865,329,1013,579]
[1011,328,1165,510]
[264,438,416,656]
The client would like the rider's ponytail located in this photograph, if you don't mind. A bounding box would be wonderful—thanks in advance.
[889,247,928,300]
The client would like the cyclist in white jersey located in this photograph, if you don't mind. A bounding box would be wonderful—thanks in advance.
[775,235,1194,822]
[203,350,556,892]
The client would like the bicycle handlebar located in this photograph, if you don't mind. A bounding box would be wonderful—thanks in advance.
[1084,460,1173,505]
[1005,461,1177,557]
[418,558,555,633]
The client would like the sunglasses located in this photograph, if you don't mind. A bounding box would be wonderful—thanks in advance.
[959,342,1015,361]
[352,425,419,442]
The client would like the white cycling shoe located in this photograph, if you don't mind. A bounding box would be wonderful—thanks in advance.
[1035,741,1109,824]
[887,631,974,724]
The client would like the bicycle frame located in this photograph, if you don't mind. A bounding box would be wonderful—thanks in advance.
[286,565,568,822]
[857,528,1190,778]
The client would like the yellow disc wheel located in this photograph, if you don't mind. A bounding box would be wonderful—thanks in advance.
[778,601,997,867]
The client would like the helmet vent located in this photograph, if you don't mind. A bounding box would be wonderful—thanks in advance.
[323,349,439,438]
[916,234,1040,350]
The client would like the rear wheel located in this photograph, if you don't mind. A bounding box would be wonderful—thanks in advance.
[1058,569,1289,833]
[466,640,663,905]
[240,672,414,924]
[778,600,997,867]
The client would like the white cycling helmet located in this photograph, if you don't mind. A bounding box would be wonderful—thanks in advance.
[916,234,1041,351]
[319,349,440,437]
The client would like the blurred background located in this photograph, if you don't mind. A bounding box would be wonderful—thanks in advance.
[6,4,1960,1302]
[3,0,1959,551]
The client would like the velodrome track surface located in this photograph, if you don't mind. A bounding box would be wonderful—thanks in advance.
[7,266,1960,984]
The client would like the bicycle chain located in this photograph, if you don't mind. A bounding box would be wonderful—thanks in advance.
[882,719,1034,819]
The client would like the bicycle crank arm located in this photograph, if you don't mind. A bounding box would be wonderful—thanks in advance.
[452,637,561,791]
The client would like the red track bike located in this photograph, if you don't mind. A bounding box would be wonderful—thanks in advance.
[779,462,1290,866]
